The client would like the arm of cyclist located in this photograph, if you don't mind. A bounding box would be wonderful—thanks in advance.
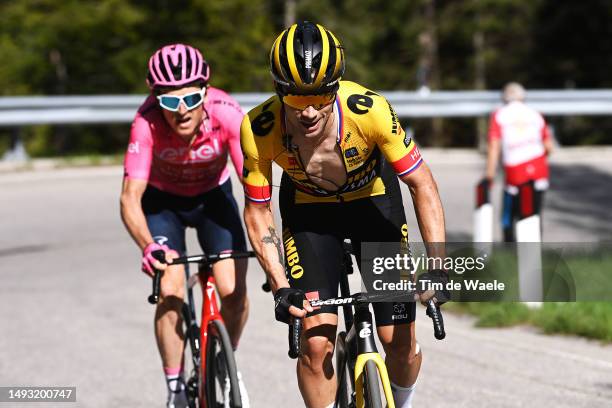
[243,201,313,322]
[220,95,246,182]
[120,178,176,275]
[485,137,501,181]
[400,162,446,250]
[400,163,449,304]
[228,129,244,182]
[485,113,502,181]
[543,124,554,156]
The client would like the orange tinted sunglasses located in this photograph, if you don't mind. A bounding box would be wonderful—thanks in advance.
[282,93,336,110]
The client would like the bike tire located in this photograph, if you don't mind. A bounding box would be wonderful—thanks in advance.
[363,360,383,408]
[204,319,242,408]
[335,332,353,408]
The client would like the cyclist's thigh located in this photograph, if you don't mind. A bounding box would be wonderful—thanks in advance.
[142,194,187,295]
[279,173,347,316]
[142,188,188,255]
[283,227,345,317]
[190,180,247,254]
[348,188,416,327]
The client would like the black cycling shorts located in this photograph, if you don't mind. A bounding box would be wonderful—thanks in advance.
[142,179,247,256]
[279,162,416,326]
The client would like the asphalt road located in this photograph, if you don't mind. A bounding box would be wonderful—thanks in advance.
[1,148,611,407]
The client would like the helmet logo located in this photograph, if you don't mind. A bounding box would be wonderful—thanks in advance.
[304,50,312,69]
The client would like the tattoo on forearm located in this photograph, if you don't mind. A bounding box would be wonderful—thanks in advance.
[262,226,284,267]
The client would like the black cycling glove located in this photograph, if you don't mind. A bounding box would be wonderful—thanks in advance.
[274,287,305,324]
[417,269,451,304]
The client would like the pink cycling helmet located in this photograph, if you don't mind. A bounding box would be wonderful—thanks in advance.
[147,43,210,89]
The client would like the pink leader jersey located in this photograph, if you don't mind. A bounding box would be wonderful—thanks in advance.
[488,101,551,187]
[124,87,244,196]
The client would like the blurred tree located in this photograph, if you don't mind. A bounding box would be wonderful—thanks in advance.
[1,0,611,156]
[0,0,147,94]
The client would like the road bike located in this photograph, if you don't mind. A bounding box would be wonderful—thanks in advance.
[285,243,446,408]
[148,250,255,408]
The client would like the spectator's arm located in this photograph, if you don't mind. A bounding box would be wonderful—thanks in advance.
[486,137,501,180]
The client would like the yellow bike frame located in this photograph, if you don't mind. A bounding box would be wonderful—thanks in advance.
[354,352,395,407]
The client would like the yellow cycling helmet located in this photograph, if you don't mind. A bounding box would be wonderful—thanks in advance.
[270,21,345,96]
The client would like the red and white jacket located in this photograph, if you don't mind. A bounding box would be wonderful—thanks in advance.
[488,101,550,187]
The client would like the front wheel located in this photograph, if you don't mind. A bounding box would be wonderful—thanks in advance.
[204,319,241,408]
[335,332,354,408]
[363,360,383,408]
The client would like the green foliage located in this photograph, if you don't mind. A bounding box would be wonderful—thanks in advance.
[1,0,612,154]
[450,302,612,342]
[450,302,531,327]
[535,303,612,342]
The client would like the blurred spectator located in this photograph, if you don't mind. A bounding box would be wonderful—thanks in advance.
[485,82,554,241]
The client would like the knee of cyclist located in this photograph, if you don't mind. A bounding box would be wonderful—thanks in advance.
[301,336,334,374]
[220,288,248,312]
[384,342,417,364]
[160,278,185,301]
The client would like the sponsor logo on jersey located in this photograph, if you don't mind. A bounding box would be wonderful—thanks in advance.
[403,128,413,147]
[392,303,409,320]
[153,235,169,245]
[158,139,223,163]
[410,145,421,162]
[283,229,304,279]
[251,101,275,137]
[347,93,374,115]
[387,100,401,135]
[341,158,378,192]
[345,147,359,158]
[128,141,140,154]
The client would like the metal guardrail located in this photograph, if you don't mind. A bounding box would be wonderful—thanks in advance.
[1,89,612,126]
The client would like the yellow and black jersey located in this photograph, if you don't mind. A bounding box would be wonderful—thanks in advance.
[240,81,424,204]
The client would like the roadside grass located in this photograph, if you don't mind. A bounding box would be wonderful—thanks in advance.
[448,302,612,343]
[534,302,612,342]
[446,246,612,342]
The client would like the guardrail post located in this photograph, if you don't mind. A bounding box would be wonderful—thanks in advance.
[515,181,543,307]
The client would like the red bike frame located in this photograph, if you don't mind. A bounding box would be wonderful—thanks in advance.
[197,265,224,406]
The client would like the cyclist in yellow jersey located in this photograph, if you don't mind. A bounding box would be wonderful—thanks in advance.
[241,21,447,408]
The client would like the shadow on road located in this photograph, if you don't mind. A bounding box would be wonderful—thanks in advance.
[547,164,612,241]
[0,244,50,258]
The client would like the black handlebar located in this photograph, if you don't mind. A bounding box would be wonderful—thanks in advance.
[288,293,303,359]
[147,250,166,305]
[147,251,255,305]
[426,299,446,340]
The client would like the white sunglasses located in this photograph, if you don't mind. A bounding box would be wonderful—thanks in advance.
[157,87,206,112]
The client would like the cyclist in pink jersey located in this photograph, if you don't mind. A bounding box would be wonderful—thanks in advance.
[485,82,554,241]
[120,43,249,408]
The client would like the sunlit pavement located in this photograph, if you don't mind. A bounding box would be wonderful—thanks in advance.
[1,147,611,407]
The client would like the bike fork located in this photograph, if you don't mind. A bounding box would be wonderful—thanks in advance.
[352,304,395,408]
